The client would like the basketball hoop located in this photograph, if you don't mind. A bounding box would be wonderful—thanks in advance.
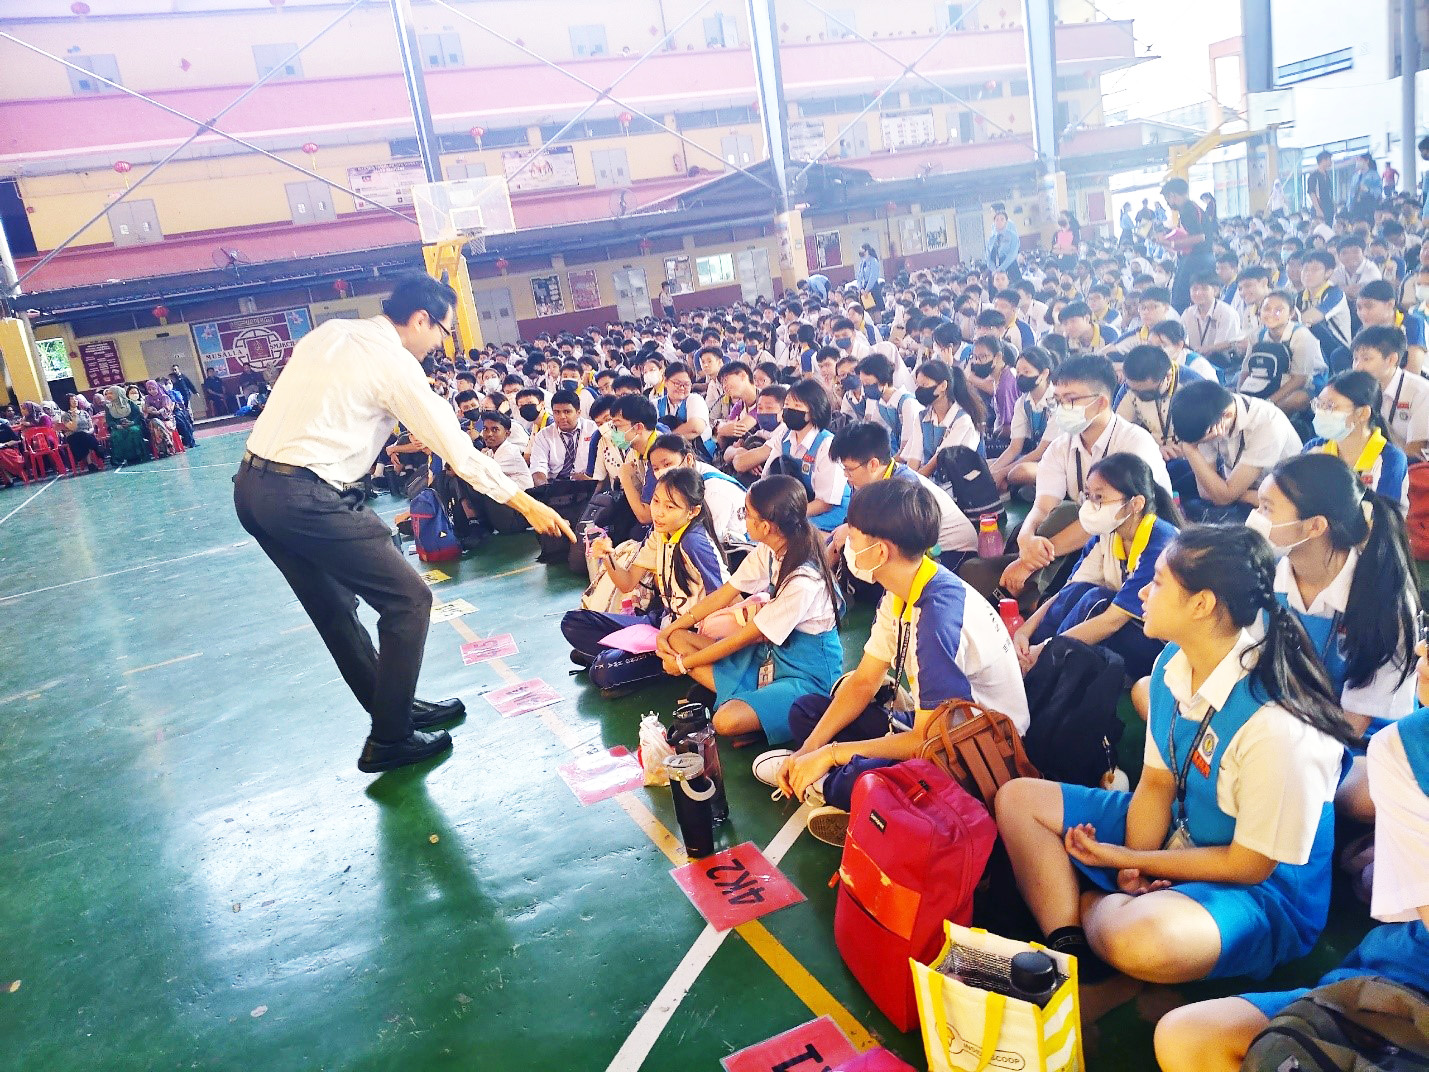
[412,176,516,251]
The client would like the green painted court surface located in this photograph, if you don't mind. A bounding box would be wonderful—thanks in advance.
[0,430,1372,1070]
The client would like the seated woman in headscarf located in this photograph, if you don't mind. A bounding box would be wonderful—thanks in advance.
[103,387,149,467]
[141,379,177,457]
[60,393,105,472]
[18,401,53,430]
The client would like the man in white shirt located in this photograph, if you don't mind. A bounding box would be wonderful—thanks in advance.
[995,354,1171,599]
[1168,380,1301,522]
[235,274,570,774]
[1179,273,1242,363]
[528,389,596,486]
[1331,235,1382,300]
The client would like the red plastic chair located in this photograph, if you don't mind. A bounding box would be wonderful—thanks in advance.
[91,410,110,450]
[21,426,72,478]
[148,425,185,459]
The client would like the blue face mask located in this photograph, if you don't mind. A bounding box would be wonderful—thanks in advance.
[861,383,879,402]
[756,412,779,431]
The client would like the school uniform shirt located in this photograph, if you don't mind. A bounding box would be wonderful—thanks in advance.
[483,438,533,491]
[1303,433,1409,509]
[850,389,924,463]
[917,403,982,463]
[1331,259,1382,294]
[1008,390,1054,448]
[729,543,838,642]
[694,461,748,545]
[1273,547,1417,720]
[1241,324,1324,396]
[1194,393,1301,479]
[1179,349,1221,382]
[761,424,848,509]
[655,391,711,435]
[1146,629,1344,866]
[527,419,597,482]
[1035,415,1173,503]
[1065,514,1177,620]
[1366,709,1429,922]
[863,557,1029,731]
[889,463,977,554]
[1180,302,1242,354]
[631,522,729,620]
[1377,368,1429,454]
[1113,364,1205,445]
[589,427,625,483]
[1298,282,1353,352]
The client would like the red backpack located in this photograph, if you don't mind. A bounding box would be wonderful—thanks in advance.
[1407,462,1429,561]
[833,759,997,1032]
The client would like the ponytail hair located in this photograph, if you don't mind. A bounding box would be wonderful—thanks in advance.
[1087,452,1184,528]
[655,467,727,596]
[747,475,841,624]
[1163,524,1357,747]
[915,358,987,429]
[1270,452,1417,692]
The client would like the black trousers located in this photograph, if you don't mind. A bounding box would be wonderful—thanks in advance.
[234,463,432,743]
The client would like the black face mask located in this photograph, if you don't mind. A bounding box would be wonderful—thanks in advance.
[781,408,809,431]
[841,374,860,393]
[914,385,940,406]
[1015,374,1041,394]
[970,361,995,377]
[518,403,541,422]
[1132,387,1166,403]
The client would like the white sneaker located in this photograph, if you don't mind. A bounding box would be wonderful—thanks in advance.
[807,806,850,847]
[752,748,794,788]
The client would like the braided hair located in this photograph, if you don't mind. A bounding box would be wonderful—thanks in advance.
[1164,524,1358,747]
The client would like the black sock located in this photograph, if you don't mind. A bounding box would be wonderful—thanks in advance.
[1046,925,1114,983]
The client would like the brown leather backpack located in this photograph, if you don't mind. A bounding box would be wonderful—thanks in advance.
[917,699,1040,807]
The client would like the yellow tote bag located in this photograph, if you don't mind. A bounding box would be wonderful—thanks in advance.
[911,922,1083,1072]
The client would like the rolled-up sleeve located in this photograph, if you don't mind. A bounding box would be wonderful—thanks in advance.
[384,355,521,503]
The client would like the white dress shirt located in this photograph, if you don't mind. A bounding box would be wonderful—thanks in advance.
[484,437,533,490]
[528,418,597,481]
[246,316,519,502]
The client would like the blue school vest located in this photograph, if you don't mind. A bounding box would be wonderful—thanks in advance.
[919,408,984,461]
[1274,595,1348,695]
[867,392,915,454]
[782,429,849,529]
[1148,650,1336,956]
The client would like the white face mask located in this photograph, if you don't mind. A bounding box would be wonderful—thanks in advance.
[843,537,883,583]
[1245,509,1310,559]
[1052,401,1093,437]
[1078,499,1129,537]
[643,369,662,388]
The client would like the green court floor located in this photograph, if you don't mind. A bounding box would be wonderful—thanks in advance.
[0,430,1370,1071]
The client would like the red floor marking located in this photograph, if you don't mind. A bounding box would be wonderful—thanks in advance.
[459,633,515,663]
[556,746,645,806]
[671,842,806,932]
[721,1016,858,1072]
[484,678,561,718]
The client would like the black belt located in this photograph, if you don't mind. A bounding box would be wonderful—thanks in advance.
[241,451,362,491]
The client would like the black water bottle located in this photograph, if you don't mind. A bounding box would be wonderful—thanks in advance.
[667,701,728,823]
[664,754,717,858]
[1008,951,1060,1008]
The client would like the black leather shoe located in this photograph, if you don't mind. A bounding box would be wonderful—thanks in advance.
[357,729,452,773]
[411,697,465,729]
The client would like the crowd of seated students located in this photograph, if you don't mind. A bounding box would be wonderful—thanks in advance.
[0,375,201,486]
[219,173,1426,1062]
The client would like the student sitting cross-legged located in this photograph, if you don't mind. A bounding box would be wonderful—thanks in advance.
[657,475,844,745]
[1154,662,1429,1072]
[561,468,729,698]
[1013,452,1182,681]
[754,477,1029,846]
[997,524,1358,987]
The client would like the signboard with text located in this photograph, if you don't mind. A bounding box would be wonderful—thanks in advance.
[78,339,126,388]
[502,146,579,192]
[191,308,313,378]
[347,160,426,209]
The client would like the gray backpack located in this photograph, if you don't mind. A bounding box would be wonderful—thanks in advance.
[1243,977,1429,1072]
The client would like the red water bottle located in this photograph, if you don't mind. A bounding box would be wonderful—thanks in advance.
[977,514,1002,558]
[998,598,1024,637]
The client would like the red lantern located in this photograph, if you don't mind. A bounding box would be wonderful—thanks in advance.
[495,257,510,274]
[469,126,486,142]
[70,1,91,13]
[152,304,170,324]
[301,141,318,155]
[333,279,350,297]
[113,160,131,174]
[618,111,633,128]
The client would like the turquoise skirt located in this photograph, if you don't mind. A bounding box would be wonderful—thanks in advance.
[712,627,844,743]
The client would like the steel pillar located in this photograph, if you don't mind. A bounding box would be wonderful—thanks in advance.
[389,0,444,185]
[1022,0,1061,237]
[747,0,793,217]
[1402,0,1420,188]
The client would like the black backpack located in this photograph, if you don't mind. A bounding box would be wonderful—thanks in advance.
[1242,339,1292,400]
[1020,636,1126,787]
[1243,977,1429,1072]
[933,445,1002,519]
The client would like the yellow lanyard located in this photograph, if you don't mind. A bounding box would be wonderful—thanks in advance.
[1112,514,1157,577]
[1321,430,1386,474]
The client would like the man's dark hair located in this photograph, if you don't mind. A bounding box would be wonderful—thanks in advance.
[480,409,513,430]
[995,288,1022,306]
[1149,319,1186,346]
[611,374,643,393]
[1122,344,1172,383]
[1169,380,1233,443]
[613,394,659,429]
[1304,250,1336,272]
[846,479,940,559]
[1338,235,1366,250]
[1238,266,1271,284]
[1139,286,1172,306]
[795,323,817,346]
[718,360,752,382]
[515,387,543,404]
[1360,280,1397,303]
[855,353,895,386]
[589,394,618,419]
[550,389,581,410]
[382,273,456,326]
[455,371,477,385]
[1052,353,1118,398]
[831,316,855,334]
[975,308,1008,329]
[1317,150,1333,162]
[453,389,479,407]
[757,384,788,404]
[830,421,893,465]
[1059,301,1091,322]
[1352,325,1408,360]
[931,320,961,348]
[698,344,724,365]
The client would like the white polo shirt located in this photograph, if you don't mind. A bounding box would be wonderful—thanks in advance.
[1194,394,1301,478]
[1036,414,1173,502]
[762,425,848,508]
[1378,368,1429,454]
[730,543,838,642]
[1181,302,1242,353]
[1366,715,1429,922]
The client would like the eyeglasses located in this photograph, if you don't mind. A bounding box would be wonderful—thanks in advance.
[434,319,453,341]
[1053,392,1100,408]
[1079,494,1126,508]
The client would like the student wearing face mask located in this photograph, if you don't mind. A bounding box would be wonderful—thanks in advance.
[989,355,1171,602]
[1168,379,1302,523]
[1014,453,1182,679]
[753,478,1027,846]
[845,353,924,466]
[1114,344,1205,448]
[513,386,549,440]
[989,346,1059,494]
[1251,452,1419,820]
[728,384,788,474]
[912,359,986,473]
[1302,370,1408,506]
[759,379,850,531]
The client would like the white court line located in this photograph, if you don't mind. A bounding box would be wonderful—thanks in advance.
[0,540,251,604]
[603,804,810,1072]
[0,477,58,527]
[115,462,238,475]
